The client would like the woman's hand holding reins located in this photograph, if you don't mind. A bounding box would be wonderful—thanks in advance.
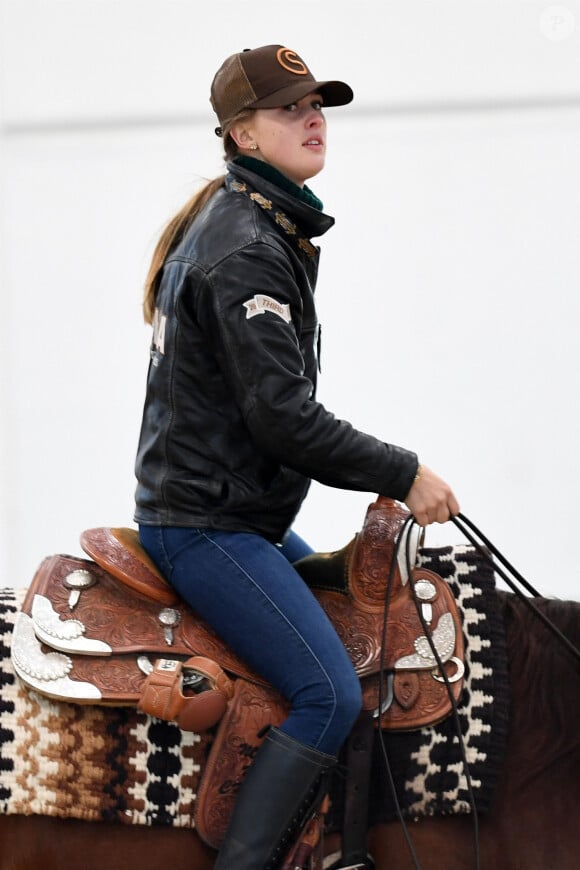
[404,464,460,526]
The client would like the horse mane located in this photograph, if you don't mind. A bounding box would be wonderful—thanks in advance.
[501,589,580,661]
[499,590,580,770]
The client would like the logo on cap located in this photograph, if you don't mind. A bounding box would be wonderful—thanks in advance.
[276,47,308,76]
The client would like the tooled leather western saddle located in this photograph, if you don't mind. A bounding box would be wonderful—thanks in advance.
[11,497,464,852]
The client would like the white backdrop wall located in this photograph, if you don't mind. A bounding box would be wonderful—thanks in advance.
[1,0,579,600]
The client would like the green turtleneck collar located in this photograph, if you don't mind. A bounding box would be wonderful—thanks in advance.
[233,155,324,212]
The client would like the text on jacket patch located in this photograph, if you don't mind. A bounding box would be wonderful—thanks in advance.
[150,308,167,365]
[243,294,291,323]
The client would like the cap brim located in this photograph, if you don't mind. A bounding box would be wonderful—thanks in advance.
[250,79,353,110]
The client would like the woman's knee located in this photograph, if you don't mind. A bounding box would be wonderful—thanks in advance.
[307,667,363,740]
[309,671,363,752]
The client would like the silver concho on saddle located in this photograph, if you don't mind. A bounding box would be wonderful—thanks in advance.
[295,498,465,730]
[10,498,465,848]
[11,528,237,732]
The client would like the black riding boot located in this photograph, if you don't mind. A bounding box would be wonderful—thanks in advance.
[214,726,335,870]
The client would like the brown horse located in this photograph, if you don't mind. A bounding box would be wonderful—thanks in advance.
[1,585,579,870]
[370,591,580,870]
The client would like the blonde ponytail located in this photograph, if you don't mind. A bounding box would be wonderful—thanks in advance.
[142,109,255,324]
[143,176,225,323]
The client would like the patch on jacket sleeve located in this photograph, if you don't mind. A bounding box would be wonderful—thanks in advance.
[243,294,291,323]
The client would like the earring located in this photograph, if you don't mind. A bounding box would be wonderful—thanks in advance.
[249,143,258,151]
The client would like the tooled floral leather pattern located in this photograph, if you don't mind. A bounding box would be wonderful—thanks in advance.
[21,498,463,732]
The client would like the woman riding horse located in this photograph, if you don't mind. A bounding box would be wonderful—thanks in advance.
[133,43,459,869]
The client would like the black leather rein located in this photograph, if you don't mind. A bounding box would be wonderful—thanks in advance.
[451,513,580,664]
[373,510,580,870]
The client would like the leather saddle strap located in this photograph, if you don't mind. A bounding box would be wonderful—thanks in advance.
[340,711,375,866]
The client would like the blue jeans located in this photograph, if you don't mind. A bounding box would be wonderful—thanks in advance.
[139,526,362,755]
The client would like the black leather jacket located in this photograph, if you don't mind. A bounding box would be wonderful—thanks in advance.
[134,161,418,541]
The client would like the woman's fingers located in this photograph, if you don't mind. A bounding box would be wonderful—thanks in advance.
[404,465,460,526]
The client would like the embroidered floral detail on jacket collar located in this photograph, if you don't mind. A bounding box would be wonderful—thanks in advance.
[249,192,273,210]
[275,213,296,235]
[231,179,317,258]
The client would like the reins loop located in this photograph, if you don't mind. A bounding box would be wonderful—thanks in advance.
[452,513,580,663]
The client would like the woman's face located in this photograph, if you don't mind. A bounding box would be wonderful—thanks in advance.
[236,92,326,187]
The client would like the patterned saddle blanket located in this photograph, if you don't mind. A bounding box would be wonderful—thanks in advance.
[0,544,508,840]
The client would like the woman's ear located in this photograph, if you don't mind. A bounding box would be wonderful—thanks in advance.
[229,122,255,151]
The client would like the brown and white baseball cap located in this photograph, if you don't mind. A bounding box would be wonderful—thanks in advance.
[210,45,353,131]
